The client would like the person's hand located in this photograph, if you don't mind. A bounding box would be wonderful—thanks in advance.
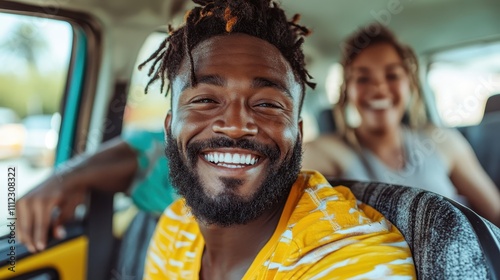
[16,173,86,253]
[16,138,140,252]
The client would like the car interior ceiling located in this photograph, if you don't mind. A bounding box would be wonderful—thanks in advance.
[8,0,500,83]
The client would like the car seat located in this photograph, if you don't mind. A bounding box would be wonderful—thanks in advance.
[485,94,500,115]
[460,111,500,190]
[328,178,500,280]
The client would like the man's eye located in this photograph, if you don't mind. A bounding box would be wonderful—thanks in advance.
[257,103,280,108]
[193,98,216,104]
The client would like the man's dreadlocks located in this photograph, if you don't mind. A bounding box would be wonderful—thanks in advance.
[139,0,315,110]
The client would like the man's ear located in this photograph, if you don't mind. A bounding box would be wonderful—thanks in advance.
[164,110,172,134]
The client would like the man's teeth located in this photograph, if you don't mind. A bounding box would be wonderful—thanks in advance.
[204,153,259,165]
[369,99,392,109]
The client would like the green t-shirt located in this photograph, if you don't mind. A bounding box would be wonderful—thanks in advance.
[122,130,178,215]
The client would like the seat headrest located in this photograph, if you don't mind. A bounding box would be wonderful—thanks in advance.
[484,94,500,115]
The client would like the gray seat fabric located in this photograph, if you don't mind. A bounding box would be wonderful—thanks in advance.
[458,111,500,190]
[114,211,160,280]
[464,111,500,189]
[328,179,500,280]
[317,108,337,134]
[485,94,500,115]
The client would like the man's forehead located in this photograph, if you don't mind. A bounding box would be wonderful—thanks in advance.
[195,33,281,55]
[189,34,292,72]
[171,33,301,97]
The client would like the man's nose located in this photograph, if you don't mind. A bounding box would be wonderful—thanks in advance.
[212,103,258,139]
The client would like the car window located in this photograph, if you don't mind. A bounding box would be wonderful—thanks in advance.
[428,41,500,127]
[0,12,72,236]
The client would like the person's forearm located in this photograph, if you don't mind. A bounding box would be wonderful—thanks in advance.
[54,138,139,194]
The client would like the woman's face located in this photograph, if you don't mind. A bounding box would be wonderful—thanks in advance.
[346,43,412,132]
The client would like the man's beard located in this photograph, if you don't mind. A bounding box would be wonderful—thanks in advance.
[165,130,302,227]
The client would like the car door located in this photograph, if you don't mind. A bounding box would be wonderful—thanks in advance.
[0,1,106,279]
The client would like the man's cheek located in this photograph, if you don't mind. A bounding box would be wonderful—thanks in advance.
[170,120,183,138]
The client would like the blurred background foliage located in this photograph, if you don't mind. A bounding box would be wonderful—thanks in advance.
[0,21,67,119]
[0,70,66,118]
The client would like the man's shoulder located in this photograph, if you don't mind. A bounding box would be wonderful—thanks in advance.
[295,170,356,202]
[157,198,195,231]
[290,170,396,240]
[275,172,414,278]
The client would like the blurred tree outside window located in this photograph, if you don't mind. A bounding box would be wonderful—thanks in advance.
[0,12,72,236]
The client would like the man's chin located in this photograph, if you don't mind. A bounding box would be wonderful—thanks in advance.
[184,177,267,226]
[197,172,267,198]
[166,132,302,227]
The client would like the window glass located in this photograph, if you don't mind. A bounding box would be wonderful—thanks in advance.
[428,41,500,127]
[0,13,72,235]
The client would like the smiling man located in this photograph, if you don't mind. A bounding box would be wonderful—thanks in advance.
[142,0,415,279]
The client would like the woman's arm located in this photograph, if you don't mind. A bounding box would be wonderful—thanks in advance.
[440,128,500,226]
[302,135,343,177]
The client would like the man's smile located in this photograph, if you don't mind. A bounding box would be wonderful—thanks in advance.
[200,149,263,170]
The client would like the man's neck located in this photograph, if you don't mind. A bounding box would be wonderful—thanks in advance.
[198,197,287,280]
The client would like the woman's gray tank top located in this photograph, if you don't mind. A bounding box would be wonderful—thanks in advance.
[342,127,459,200]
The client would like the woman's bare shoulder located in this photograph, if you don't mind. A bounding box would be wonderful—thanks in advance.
[304,133,348,150]
[304,134,355,161]
[303,133,355,172]
[419,124,470,170]
[420,124,467,148]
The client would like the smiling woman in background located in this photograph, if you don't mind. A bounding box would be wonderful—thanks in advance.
[302,23,500,226]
